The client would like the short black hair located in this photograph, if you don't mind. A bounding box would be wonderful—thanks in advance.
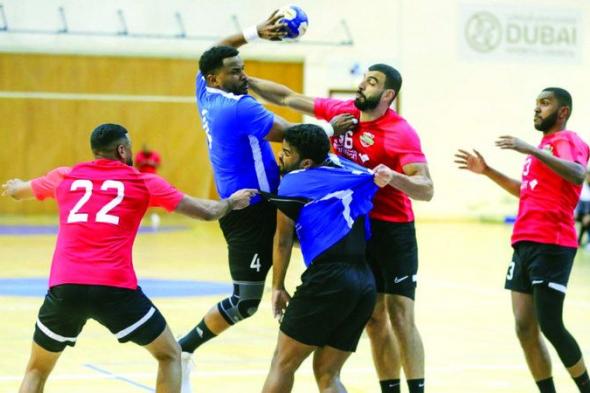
[284,124,330,165]
[369,63,402,98]
[543,87,573,118]
[199,46,240,76]
[90,123,129,153]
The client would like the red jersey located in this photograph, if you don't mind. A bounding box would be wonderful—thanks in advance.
[314,98,427,223]
[135,150,161,174]
[512,130,589,247]
[31,159,184,289]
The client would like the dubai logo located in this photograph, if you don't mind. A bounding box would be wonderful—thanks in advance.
[465,11,502,53]
[360,132,375,147]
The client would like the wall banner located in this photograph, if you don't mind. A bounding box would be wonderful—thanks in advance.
[459,3,583,63]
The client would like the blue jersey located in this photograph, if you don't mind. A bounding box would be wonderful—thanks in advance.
[277,155,377,267]
[196,72,280,202]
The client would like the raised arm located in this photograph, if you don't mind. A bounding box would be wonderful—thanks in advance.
[373,163,434,201]
[271,210,295,320]
[175,189,256,221]
[248,77,315,116]
[217,11,286,49]
[1,179,34,200]
[455,149,521,197]
[496,135,585,185]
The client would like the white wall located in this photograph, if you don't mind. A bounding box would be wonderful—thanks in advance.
[1,0,588,219]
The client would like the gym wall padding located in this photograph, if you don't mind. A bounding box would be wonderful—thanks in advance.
[0,53,303,214]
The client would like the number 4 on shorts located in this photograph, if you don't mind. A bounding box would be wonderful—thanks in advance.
[250,253,261,272]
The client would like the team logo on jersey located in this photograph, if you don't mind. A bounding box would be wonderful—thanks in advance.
[360,132,375,147]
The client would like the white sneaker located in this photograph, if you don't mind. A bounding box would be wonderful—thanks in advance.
[181,352,194,393]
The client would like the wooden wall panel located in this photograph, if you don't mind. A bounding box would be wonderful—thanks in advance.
[0,53,303,215]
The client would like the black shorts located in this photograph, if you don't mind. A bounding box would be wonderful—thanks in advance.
[367,219,418,298]
[34,284,166,352]
[280,261,376,352]
[504,241,577,294]
[219,200,276,282]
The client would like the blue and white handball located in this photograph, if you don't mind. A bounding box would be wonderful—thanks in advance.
[278,5,308,39]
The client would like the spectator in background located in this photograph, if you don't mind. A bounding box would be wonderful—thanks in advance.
[135,144,162,174]
[136,144,163,230]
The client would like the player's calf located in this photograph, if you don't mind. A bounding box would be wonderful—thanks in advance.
[179,281,264,355]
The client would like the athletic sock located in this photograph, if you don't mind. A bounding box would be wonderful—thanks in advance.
[536,377,557,393]
[574,371,590,393]
[178,319,216,353]
[408,378,425,393]
[380,379,401,393]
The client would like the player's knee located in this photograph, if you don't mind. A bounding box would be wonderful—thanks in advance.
[219,295,261,323]
[365,306,388,336]
[272,350,303,374]
[218,282,264,324]
[537,315,565,344]
[153,341,181,363]
[537,317,581,366]
[25,364,52,381]
[388,300,415,331]
[314,371,341,389]
[514,318,538,342]
[313,362,337,379]
[26,352,58,377]
[313,361,342,389]
[238,298,262,318]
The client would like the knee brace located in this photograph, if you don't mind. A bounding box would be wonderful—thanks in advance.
[534,285,582,367]
[217,281,264,325]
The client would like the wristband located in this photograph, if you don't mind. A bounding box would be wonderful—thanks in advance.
[321,122,334,137]
[242,25,260,43]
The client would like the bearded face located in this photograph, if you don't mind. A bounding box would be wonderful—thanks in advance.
[354,89,384,111]
[534,107,559,132]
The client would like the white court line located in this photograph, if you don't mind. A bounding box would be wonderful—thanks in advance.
[0,91,195,103]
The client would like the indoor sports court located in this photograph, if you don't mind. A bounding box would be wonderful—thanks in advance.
[1,1,589,392]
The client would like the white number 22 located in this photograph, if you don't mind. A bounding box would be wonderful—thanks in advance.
[67,179,124,225]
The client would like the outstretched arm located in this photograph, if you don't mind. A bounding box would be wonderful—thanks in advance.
[271,210,295,321]
[2,179,34,200]
[373,163,434,201]
[455,149,521,197]
[248,77,315,116]
[496,136,585,185]
[217,11,286,48]
[175,189,257,221]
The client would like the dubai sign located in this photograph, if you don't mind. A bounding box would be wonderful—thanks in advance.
[460,4,582,62]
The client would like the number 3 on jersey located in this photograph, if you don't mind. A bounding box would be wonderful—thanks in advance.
[67,179,124,225]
